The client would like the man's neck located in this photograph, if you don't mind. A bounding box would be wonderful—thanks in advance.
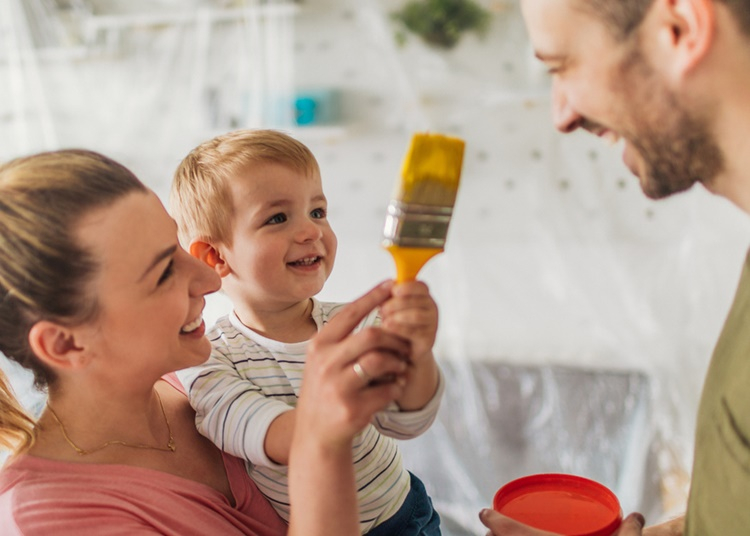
[694,11,750,213]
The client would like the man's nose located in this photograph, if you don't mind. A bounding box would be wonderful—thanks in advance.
[552,80,583,133]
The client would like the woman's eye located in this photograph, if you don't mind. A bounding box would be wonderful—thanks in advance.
[157,260,175,285]
[266,213,287,225]
[311,208,326,219]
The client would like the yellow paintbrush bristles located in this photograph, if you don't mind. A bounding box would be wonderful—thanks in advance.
[397,132,465,206]
[382,132,465,282]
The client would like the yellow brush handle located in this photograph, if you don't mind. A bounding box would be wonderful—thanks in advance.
[385,245,443,283]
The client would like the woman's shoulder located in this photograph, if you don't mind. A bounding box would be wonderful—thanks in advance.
[1,452,135,486]
[0,455,100,533]
[1,453,62,483]
[0,474,23,535]
[2,452,285,535]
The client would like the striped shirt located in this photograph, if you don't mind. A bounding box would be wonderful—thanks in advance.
[178,299,443,533]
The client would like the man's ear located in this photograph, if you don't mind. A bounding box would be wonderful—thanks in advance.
[27,321,86,371]
[654,0,715,75]
[189,240,231,277]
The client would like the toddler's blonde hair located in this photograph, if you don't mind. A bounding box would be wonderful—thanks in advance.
[170,129,320,248]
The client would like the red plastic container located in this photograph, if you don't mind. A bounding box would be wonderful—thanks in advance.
[493,473,623,536]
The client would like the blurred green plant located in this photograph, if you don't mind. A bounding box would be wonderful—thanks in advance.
[391,0,491,49]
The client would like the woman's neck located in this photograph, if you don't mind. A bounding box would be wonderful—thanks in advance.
[30,381,174,463]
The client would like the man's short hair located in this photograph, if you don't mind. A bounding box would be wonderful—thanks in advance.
[578,0,750,41]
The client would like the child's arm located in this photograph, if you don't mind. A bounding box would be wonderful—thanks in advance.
[179,346,295,468]
[378,281,441,411]
[264,410,295,465]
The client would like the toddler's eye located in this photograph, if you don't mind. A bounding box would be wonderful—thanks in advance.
[266,213,287,224]
[311,208,326,219]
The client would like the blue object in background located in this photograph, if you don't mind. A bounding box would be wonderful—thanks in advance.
[295,96,318,125]
[294,89,340,126]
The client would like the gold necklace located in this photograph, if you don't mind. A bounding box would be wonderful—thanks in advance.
[46,389,176,456]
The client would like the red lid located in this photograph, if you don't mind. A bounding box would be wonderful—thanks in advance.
[492,473,622,536]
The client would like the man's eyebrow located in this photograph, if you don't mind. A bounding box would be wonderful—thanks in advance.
[139,244,177,282]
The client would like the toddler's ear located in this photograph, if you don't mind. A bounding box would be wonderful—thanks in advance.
[189,240,227,274]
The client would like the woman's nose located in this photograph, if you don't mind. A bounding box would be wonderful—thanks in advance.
[189,251,221,296]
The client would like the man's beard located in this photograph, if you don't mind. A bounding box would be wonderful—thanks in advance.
[617,45,724,199]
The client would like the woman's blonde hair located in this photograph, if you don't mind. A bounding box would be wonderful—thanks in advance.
[0,373,35,452]
[170,129,320,248]
[0,149,147,452]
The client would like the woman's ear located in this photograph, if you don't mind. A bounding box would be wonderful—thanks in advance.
[189,240,230,277]
[27,321,87,371]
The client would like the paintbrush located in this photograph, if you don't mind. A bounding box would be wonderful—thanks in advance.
[382,132,465,282]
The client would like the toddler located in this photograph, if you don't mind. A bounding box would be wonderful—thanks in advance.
[171,129,444,535]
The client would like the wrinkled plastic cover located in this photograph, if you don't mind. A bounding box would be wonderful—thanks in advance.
[399,360,658,534]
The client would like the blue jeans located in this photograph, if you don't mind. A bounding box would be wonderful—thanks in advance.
[366,472,441,536]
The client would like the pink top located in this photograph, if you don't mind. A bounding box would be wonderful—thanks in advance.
[0,375,287,535]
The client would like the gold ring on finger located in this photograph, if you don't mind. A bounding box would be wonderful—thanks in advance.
[352,361,371,385]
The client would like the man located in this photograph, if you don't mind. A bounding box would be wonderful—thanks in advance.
[480,0,750,534]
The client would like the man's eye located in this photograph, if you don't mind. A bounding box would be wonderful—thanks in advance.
[266,213,287,225]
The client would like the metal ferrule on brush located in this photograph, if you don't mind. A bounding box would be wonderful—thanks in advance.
[381,200,453,248]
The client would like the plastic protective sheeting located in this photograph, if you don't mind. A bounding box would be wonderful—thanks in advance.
[0,0,298,198]
[399,360,659,535]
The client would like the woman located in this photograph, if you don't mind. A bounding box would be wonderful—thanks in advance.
[0,149,410,535]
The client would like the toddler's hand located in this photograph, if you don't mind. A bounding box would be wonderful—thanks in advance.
[379,280,438,364]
